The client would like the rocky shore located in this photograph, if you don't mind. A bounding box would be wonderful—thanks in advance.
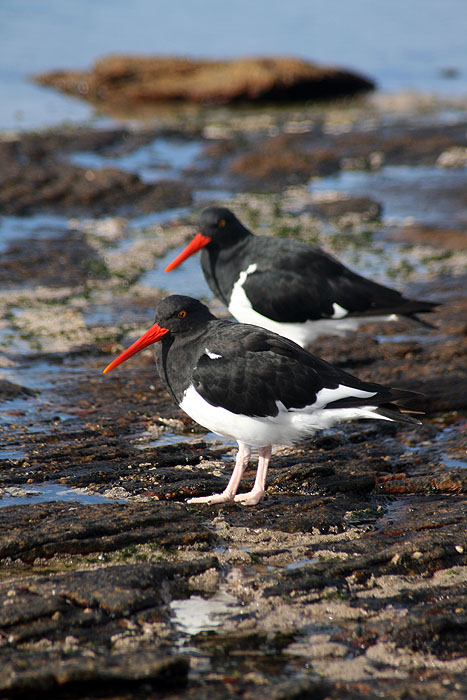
[0,93,466,698]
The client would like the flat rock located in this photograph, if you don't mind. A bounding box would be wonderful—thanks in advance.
[1,102,466,700]
[0,560,204,695]
[34,54,375,105]
[0,501,217,561]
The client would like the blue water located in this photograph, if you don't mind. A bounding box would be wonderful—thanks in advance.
[0,214,70,253]
[1,0,466,130]
[141,243,212,299]
[71,138,203,184]
[312,165,467,227]
[0,482,127,507]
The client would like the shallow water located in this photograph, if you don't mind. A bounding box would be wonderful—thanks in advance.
[170,589,241,636]
[0,214,69,253]
[140,243,212,300]
[0,482,126,508]
[71,138,204,184]
[285,558,319,571]
[442,456,467,469]
[312,165,467,228]
[135,429,227,449]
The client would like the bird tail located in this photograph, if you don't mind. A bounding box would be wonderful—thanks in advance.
[374,385,425,424]
[374,405,423,425]
[398,298,439,329]
[403,312,437,330]
[325,386,424,425]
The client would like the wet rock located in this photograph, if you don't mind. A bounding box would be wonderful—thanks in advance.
[390,224,467,251]
[0,502,217,561]
[0,379,35,401]
[0,127,158,160]
[34,55,375,106]
[400,374,467,413]
[302,194,383,221]
[1,102,466,699]
[229,133,340,189]
[265,495,467,596]
[0,560,207,696]
[0,163,191,216]
[390,590,467,658]
[0,128,192,216]
[0,231,106,287]
[222,119,467,190]
[332,122,467,167]
[0,650,188,698]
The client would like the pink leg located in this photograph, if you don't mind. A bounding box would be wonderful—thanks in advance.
[187,442,251,505]
[234,445,272,506]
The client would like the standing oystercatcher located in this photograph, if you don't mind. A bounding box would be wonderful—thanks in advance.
[104,295,421,506]
[165,206,437,347]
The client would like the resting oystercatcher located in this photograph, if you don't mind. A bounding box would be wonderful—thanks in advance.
[165,206,437,347]
[104,295,421,506]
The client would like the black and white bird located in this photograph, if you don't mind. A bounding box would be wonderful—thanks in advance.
[165,206,437,347]
[104,295,421,506]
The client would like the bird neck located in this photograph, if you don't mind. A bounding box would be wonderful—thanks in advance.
[155,328,209,405]
[201,234,253,304]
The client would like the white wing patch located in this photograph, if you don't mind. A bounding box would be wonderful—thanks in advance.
[313,385,377,410]
[205,348,222,360]
[331,303,348,319]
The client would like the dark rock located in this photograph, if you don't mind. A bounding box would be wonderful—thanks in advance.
[0,559,225,695]
[221,119,467,190]
[389,224,467,251]
[0,502,217,561]
[229,135,340,189]
[304,195,383,221]
[0,127,159,161]
[396,374,467,413]
[0,649,188,697]
[1,105,466,700]
[332,123,467,166]
[0,380,35,401]
[0,129,192,216]
[0,232,106,287]
[0,163,191,216]
[390,590,467,658]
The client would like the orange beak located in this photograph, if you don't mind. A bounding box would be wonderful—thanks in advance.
[165,232,211,272]
[103,323,169,374]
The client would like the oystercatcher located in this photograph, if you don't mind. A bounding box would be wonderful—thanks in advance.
[165,206,437,347]
[104,295,421,506]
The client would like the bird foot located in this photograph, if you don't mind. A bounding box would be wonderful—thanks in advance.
[186,491,234,505]
[233,489,264,506]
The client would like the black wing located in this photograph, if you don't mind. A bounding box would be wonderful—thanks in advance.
[192,322,420,421]
[242,240,436,322]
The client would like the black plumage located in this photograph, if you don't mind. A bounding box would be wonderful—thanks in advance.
[104,295,422,506]
[165,206,438,346]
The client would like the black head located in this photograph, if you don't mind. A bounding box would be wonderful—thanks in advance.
[165,207,253,274]
[154,295,216,334]
[104,295,216,373]
[198,206,251,244]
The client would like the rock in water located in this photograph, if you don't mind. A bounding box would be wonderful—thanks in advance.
[34,55,375,105]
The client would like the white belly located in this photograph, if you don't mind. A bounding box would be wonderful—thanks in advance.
[229,276,398,347]
[180,384,388,448]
